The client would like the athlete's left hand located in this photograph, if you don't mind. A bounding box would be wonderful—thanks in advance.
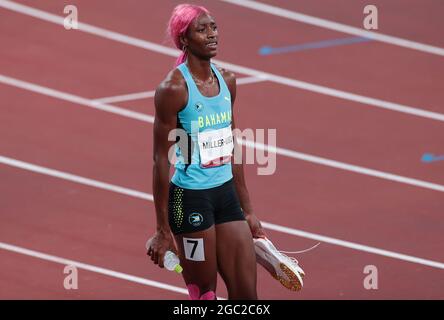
[245,213,267,239]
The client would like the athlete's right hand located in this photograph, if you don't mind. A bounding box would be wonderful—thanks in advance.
[146,230,176,268]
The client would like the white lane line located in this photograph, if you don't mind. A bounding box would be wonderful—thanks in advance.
[0,242,186,298]
[0,0,178,57]
[219,0,444,57]
[212,61,444,122]
[94,90,156,104]
[242,140,444,193]
[1,74,444,193]
[0,74,154,123]
[1,0,443,122]
[0,155,153,201]
[93,76,267,104]
[1,155,443,270]
[236,75,269,85]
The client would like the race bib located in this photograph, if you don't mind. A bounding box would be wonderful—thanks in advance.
[197,125,234,168]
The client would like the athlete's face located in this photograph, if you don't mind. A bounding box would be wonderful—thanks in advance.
[183,13,218,59]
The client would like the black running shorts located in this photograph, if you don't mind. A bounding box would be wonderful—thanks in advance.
[168,178,245,235]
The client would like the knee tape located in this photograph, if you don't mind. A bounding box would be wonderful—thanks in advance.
[199,290,215,300]
[187,284,215,300]
[187,284,200,300]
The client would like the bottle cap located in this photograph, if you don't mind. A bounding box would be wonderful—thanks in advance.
[174,265,183,273]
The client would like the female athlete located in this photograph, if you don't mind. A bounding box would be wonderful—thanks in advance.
[146,3,266,300]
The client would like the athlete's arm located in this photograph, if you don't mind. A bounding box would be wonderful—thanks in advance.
[222,68,267,239]
[148,70,187,267]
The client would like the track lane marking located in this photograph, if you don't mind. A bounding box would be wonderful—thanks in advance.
[1,74,444,193]
[0,74,444,192]
[1,155,443,270]
[0,241,228,299]
[1,0,443,122]
[93,76,267,104]
[220,0,444,57]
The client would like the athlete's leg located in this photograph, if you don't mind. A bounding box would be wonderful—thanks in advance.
[174,227,218,300]
[215,220,258,300]
[168,183,218,299]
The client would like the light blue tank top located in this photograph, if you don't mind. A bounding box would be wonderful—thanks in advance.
[171,62,233,190]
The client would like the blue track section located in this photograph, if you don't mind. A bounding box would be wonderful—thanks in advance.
[259,36,371,55]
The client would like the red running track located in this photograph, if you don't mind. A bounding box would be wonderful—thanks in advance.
[0,0,443,299]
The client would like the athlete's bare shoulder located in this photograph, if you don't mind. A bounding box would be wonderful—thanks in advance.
[155,68,188,115]
[215,65,236,102]
[216,66,236,88]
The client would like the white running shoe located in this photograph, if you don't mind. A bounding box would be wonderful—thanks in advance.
[254,237,305,291]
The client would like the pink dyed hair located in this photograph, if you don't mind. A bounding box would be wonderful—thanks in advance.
[167,4,210,66]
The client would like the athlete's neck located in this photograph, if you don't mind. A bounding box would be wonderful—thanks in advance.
[186,55,213,82]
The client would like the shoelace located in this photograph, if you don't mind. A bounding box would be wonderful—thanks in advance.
[278,242,321,265]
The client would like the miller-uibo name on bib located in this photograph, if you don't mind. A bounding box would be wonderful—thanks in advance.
[197,125,234,168]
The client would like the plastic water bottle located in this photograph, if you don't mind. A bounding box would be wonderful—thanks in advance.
[146,238,182,273]
[163,250,183,273]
